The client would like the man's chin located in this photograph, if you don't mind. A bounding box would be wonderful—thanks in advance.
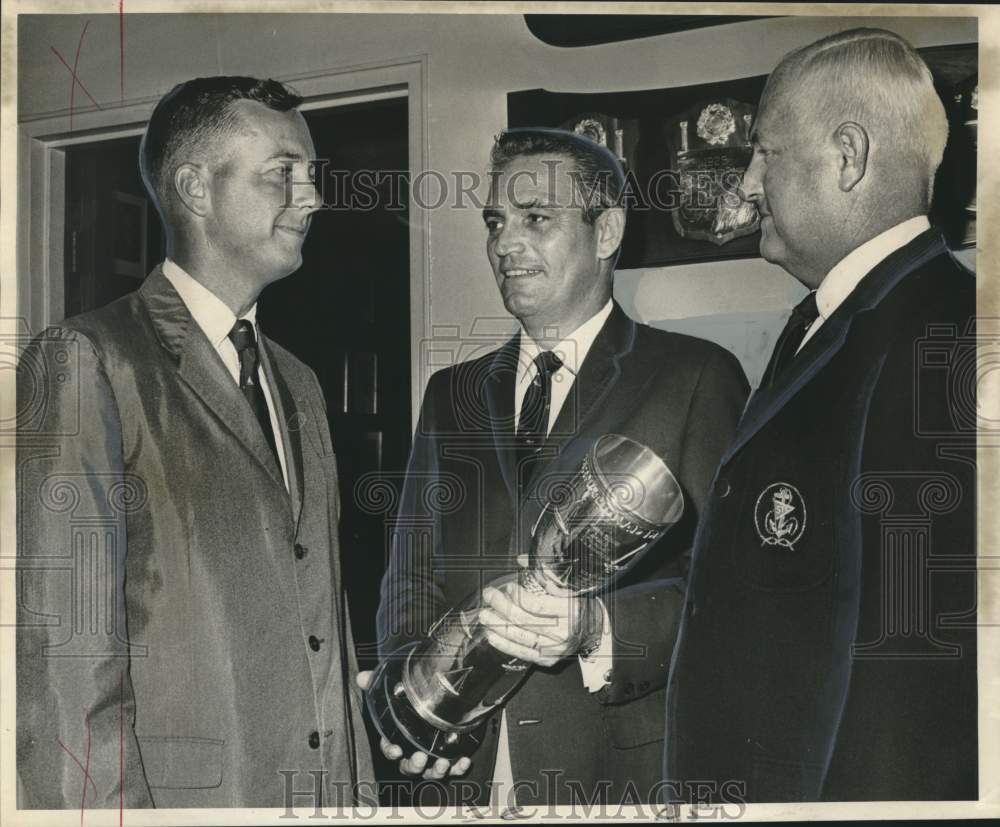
[757,235,786,269]
[261,255,303,286]
[500,287,539,319]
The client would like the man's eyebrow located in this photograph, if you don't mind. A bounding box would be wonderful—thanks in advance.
[510,197,558,210]
[263,150,308,162]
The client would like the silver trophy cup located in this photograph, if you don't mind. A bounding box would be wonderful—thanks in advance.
[366,434,684,759]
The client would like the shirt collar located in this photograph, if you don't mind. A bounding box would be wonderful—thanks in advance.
[517,300,614,386]
[161,258,258,349]
[816,215,930,322]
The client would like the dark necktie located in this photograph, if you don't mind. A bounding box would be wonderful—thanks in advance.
[759,290,820,388]
[228,320,280,464]
[516,349,563,487]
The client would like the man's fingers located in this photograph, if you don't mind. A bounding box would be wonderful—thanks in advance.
[515,587,577,619]
[481,590,563,641]
[484,629,538,662]
[379,736,403,760]
[484,628,558,666]
[423,757,451,780]
[479,607,554,650]
[491,582,576,622]
[450,757,472,776]
[356,670,373,690]
[400,750,429,775]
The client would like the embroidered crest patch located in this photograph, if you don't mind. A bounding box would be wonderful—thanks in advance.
[754,482,807,549]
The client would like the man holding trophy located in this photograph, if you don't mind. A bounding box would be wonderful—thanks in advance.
[367,128,748,806]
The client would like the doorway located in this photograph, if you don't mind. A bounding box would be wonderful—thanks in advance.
[61,96,412,671]
[262,98,412,669]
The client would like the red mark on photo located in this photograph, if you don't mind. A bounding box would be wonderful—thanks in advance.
[119,671,125,825]
[58,709,96,826]
[50,20,103,131]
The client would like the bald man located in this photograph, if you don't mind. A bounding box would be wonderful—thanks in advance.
[664,28,977,802]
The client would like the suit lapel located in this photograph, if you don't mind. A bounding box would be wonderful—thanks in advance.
[533,303,636,491]
[258,337,306,525]
[484,336,520,501]
[722,229,948,464]
[549,303,634,442]
[139,266,286,491]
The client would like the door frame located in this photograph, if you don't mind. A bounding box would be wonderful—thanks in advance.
[16,54,429,424]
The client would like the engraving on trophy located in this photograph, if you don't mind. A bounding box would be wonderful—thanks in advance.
[365,434,684,759]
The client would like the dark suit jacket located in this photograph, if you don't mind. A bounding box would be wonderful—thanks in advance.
[664,229,978,802]
[377,303,749,804]
[17,267,374,808]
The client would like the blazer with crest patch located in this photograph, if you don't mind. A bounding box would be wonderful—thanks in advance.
[664,229,978,802]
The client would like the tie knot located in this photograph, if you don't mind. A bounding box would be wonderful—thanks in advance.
[533,349,563,379]
[793,291,820,324]
[228,319,257,353]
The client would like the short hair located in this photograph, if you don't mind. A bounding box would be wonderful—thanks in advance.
[763,28,947,201]
[139,76,303,214]
[489,127,626,224]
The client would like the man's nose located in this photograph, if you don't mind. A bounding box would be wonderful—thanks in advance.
[290,172,322,214]
[739,154,764,205]
[492,221,525,257]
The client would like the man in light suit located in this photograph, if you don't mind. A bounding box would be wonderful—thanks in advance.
[664,29,977,802]
[368,128,749,807]
[17,76,374,808]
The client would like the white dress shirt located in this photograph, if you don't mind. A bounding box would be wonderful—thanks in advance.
[162,259,290,490]
[797,215,930,353]
[492,300,615,810]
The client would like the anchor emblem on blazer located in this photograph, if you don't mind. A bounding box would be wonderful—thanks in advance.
[755,482,807,549]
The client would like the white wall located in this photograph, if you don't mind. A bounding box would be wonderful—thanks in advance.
[17,12,978,389]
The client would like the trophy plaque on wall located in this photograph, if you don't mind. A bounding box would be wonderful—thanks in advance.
[667,98,760,246]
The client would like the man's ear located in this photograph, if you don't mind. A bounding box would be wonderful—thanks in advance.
[174,164,211,217]
[595,207,626,260]
[836,122,869,192]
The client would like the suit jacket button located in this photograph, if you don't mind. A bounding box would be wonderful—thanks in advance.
[309,635,321,652]
[294,543,308,560]
[715,478,731,498]
[638,680,650,692]
[308,731,320,749]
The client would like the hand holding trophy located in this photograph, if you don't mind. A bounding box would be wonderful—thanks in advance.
[478,573,604,668]
[365,434,684,763]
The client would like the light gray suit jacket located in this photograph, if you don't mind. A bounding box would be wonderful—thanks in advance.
[17,266,374,808]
